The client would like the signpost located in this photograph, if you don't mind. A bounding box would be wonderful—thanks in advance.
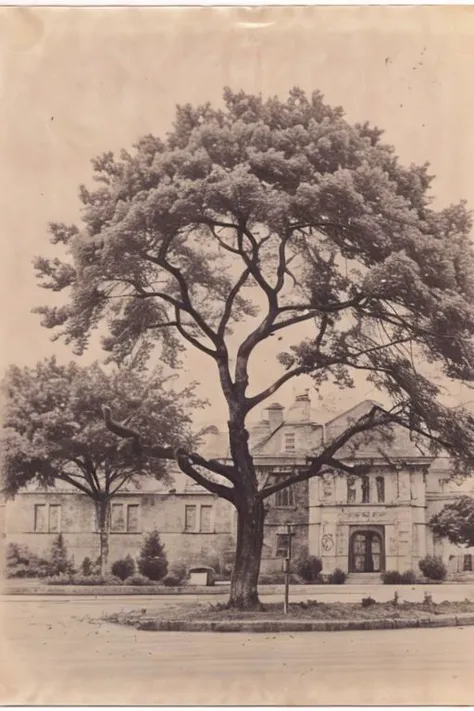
[283,522,294,615]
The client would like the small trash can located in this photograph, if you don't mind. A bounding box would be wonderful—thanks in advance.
[188,566,215,586]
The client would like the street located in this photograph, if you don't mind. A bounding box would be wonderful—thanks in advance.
[1,593,473,705]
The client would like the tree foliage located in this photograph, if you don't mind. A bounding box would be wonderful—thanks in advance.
[33,87,474,607]
[430,496,474,548]
[2,357,202,500]
[34,88,474,486]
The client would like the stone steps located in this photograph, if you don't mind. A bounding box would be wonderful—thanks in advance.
[346,573,383,585]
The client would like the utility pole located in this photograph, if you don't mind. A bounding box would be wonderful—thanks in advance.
[283,523,294,615]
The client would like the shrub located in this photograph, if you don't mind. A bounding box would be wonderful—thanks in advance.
[5,543,50,578]
[361,596,376,607]
[168,562,188,584]
[162,575,181,587]
[295,555,323,583]
[381,570,402,584]
[80,556,101,577]
[400,569,417,585]
[123,573,153,586]
[111,555,136,581]
[392,591,399,606]
[382,569,418,585]
[328,568,347,584]
[137,530,168,581]
[418,555,447,581]
[49,534,75,577]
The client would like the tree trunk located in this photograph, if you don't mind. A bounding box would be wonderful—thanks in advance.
[96,500,109,577]
[227,499,265,610]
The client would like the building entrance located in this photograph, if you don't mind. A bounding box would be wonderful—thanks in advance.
[349,530,384,573]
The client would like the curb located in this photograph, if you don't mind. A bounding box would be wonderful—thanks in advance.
[1,584,230,596]
[4,581,472,596]
[132,613,474,633]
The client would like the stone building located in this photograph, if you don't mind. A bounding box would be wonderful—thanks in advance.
[3,394,474,577]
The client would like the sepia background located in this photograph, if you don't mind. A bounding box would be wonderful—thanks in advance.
[1,5,474,705]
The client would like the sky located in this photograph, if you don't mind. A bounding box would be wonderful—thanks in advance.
[2,6,474,425]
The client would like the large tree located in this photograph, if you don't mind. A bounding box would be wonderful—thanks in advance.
[430,496,474,549]
[34,88,474,608]
[1,358,202,575]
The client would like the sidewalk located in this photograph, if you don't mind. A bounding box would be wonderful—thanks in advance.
[3,580,474,602]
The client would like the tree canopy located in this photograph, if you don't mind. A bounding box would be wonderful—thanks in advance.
[430,496,474,548]
[1,357,202,500]
[35,89,474,454]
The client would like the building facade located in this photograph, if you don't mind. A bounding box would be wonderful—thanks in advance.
[3,395,474,577]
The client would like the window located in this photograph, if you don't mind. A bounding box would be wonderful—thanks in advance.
[111,504,126,532]
[185,504,214,532]
[464,554,473,572]
[284,432,295,454]
[276,533,289,558]
[127,504,140,533]
[34,504,47,532]
[185,505,197,532]
[347,477,356,504]
[200,505,212,533]
[275,486,295,508]
[361,476,370,504]
[376,476,385,503]
[49,504,61,533]
[111,503,140,533]
[34,503,61,533]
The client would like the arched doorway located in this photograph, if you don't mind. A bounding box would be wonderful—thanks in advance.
[349,530,384,573]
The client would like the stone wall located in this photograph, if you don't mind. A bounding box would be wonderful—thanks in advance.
[4,490,234,571]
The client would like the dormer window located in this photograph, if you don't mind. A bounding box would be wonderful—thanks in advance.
[284,432,296,454]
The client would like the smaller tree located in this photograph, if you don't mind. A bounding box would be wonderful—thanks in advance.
[2,358,203,576]
[430,496,474,548]
[49,533,75,577]
[137,530,168,581]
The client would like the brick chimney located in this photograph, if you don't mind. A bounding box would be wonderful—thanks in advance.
[266,402,284,431]
[293,390,311,421]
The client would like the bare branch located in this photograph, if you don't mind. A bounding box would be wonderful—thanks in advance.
[258,404,399,499]
[173,307,217,358]
[174,447,235,503]
[102,405,238,484]
[246,366,306,411]
[217,266,252,340]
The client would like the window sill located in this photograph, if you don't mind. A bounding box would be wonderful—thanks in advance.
[183,530,215,534]
[110,531,141,535]
[33,531,61,534]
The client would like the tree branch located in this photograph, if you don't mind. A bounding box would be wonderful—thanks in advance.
[173,306,217,358]
[258,405,398,499]
[174,447,235,503]
[217,266,252,340]
[246,366,306,411]
[102,405,238,484]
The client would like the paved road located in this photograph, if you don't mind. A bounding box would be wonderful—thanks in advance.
[1,595,473,705]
